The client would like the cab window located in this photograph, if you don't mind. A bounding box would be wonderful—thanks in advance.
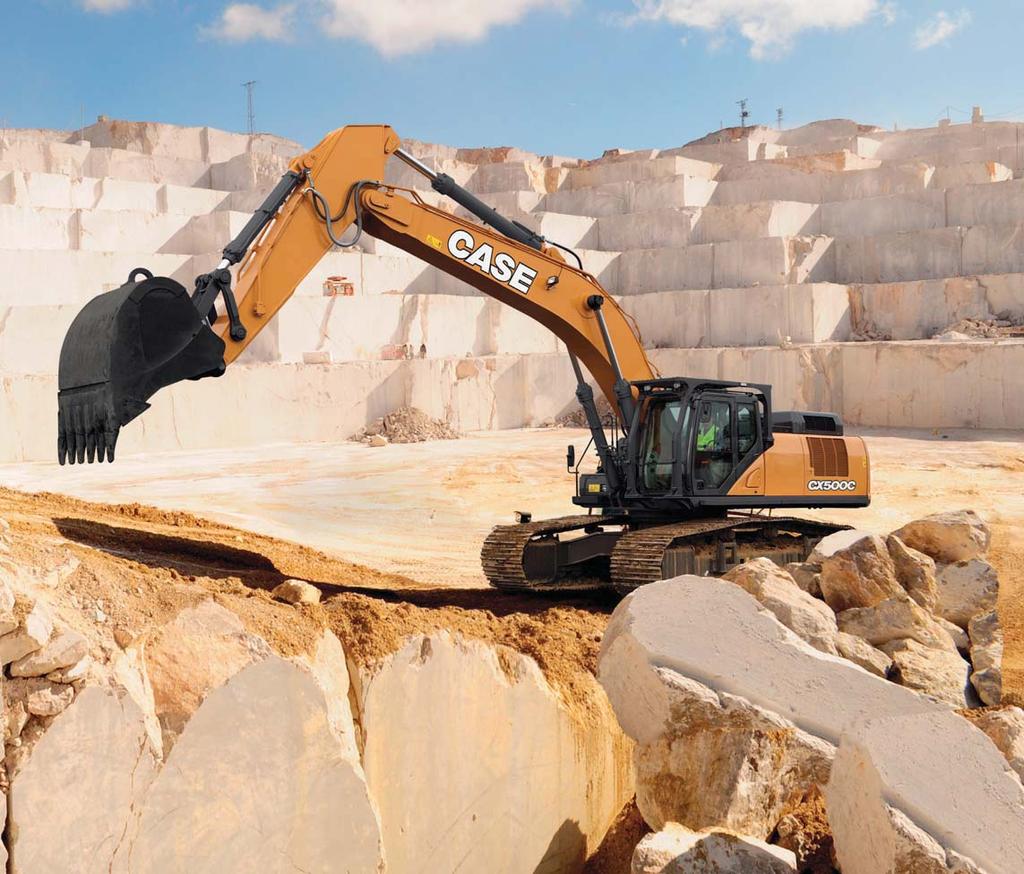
[737,402,758,456]
[641,400,685,492]
[694,400,734,489]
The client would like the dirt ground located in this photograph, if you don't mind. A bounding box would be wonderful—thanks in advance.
[1,425,1021,700]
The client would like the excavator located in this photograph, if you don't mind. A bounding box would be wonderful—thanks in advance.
[56,124,869,593]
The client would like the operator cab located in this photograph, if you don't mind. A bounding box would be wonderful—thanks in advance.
[572,378,775,513]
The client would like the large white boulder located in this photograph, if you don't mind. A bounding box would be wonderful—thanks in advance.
[7,684,159,873]
[880,638,971,707]
[892,510,990,563]
[357,631,631,874]
[834,631,891,677]
[722,558,838,655]
[935,559,999,629]
[886,534,939,611]
[631,824,797,873]
[836,595,957,652]
[970,707,1024,781]
[826,709,1024,874]
[118,655,384,873]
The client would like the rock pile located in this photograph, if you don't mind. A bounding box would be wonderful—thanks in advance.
[599,509,1020,874]
[353,406,460,444]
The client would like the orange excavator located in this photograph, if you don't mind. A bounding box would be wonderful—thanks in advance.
[56,124,868,592]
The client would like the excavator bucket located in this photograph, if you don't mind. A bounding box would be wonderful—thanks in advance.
[57,271,226,464]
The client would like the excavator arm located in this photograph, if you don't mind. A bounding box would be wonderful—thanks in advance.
[56,124,655,464]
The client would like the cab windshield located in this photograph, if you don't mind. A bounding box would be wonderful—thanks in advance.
[641,399,690,492]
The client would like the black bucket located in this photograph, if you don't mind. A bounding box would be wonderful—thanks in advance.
[57,271,226,464]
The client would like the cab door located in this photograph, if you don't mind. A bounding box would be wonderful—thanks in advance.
[691,395,764,495]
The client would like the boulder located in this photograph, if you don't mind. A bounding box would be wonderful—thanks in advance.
[834,631,891,677]
[7,685,160,873]
[807,529,873,564]
[24,681,75,717]
[629,668,831,838]
[117,655,385,873]
[826,709,1024,874]
[886,535,938,611]
[773,789,834,874]
[935,559,998,628]
[10,629,88,678]
[143,599,272,754]
[358,632,632,873]
[0,577,17,635]
[631,824,797,873]
[271,579,322,605]
[892,510,990,563]
[881,638,971,707]
[967,610,1002,706]
[935,616,969,652]
[969,706,1024,781]
[783,562,821,598]
[723,558,838,655]
[818,535,903,612]
[0,600,53,665]
[836,596,957,652]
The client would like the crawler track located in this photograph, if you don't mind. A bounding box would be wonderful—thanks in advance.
[483,512,845,593]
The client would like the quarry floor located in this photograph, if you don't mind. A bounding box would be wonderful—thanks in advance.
[1,425,1023,700]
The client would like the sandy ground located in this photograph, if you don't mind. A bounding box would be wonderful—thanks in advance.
[4,424,1021,701]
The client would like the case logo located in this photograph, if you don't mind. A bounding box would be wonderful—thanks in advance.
[808,479,858,492]
[447,230,537,294]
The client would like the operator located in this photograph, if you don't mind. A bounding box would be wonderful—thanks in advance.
[696,406,718,452]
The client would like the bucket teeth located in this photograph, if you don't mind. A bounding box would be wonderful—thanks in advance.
[57,389,123,465]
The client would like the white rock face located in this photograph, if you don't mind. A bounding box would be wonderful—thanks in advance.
[723,558,838,655]
[935,559,999,628]
[631,824,797,873]
[120,656,384,874]
[827,710,1024,874]
[358,632,632,874]
[968,609,1003,705]
[7,685,159,873]
[808,529,873,563]
[880,638,971,707]
[893,510,991,563]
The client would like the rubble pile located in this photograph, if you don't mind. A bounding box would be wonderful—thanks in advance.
[354,406,460,445]
[599,509,1021,874]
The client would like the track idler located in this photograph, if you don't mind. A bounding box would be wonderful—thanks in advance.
[56,270,226,464]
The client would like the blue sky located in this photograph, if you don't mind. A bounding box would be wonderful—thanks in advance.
[1,2,1017,157]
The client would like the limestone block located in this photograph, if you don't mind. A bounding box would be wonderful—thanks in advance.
[623,289,709,348]
[691,201,820,243]
[567,154,719,190]
[967,610,1002,706]
[947,178,1024,227]
[935,559,999,628]
[886,534,939,611]
[963,222,1024,275]
[823,163,933,201]
[931,160,1013,189]
[818,534,903,612]
[7,686,160,873]
[10,629,88,678]
[628,667,832,837]
[836,596,956,652]
[881,639,971,706]
[722,558,838,654]
[820,190,945,238]
[271,579,321,605]
[808,529,873,563]
[597,208,699,250]
[892,509,987,564]
[835,227,963,285]
[0,204,76,250]
[0,577,17,634]
[935,617,970,651]
[970,707,1024,781]
[784,562,822,597]
[122,656,384,873]
[710,172,824,207]
[835,631,891,677]
[632,175,718,212]
[706,283,851,347]
[209,150,290,191]
[616,245,713,295]
[598,576,945,758]
[358,632,632,874]
[0,601,53,665]
[826,709,1024,874]
[84,147,210,187]
[631,824,797,874]
[143,600,272,753]
[713,235,835,288]
[466,160,561,194]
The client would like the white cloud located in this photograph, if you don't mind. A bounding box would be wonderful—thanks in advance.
[202,3,296,42]
[80,0,135,11]
[317,0,572,56]
[913,9,970,50]
[629,0,883,59]
[203,0,569,54]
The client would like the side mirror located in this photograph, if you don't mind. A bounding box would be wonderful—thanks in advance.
[566,444,576,472]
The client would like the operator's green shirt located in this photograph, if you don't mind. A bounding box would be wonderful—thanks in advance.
[696,423,717,451]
